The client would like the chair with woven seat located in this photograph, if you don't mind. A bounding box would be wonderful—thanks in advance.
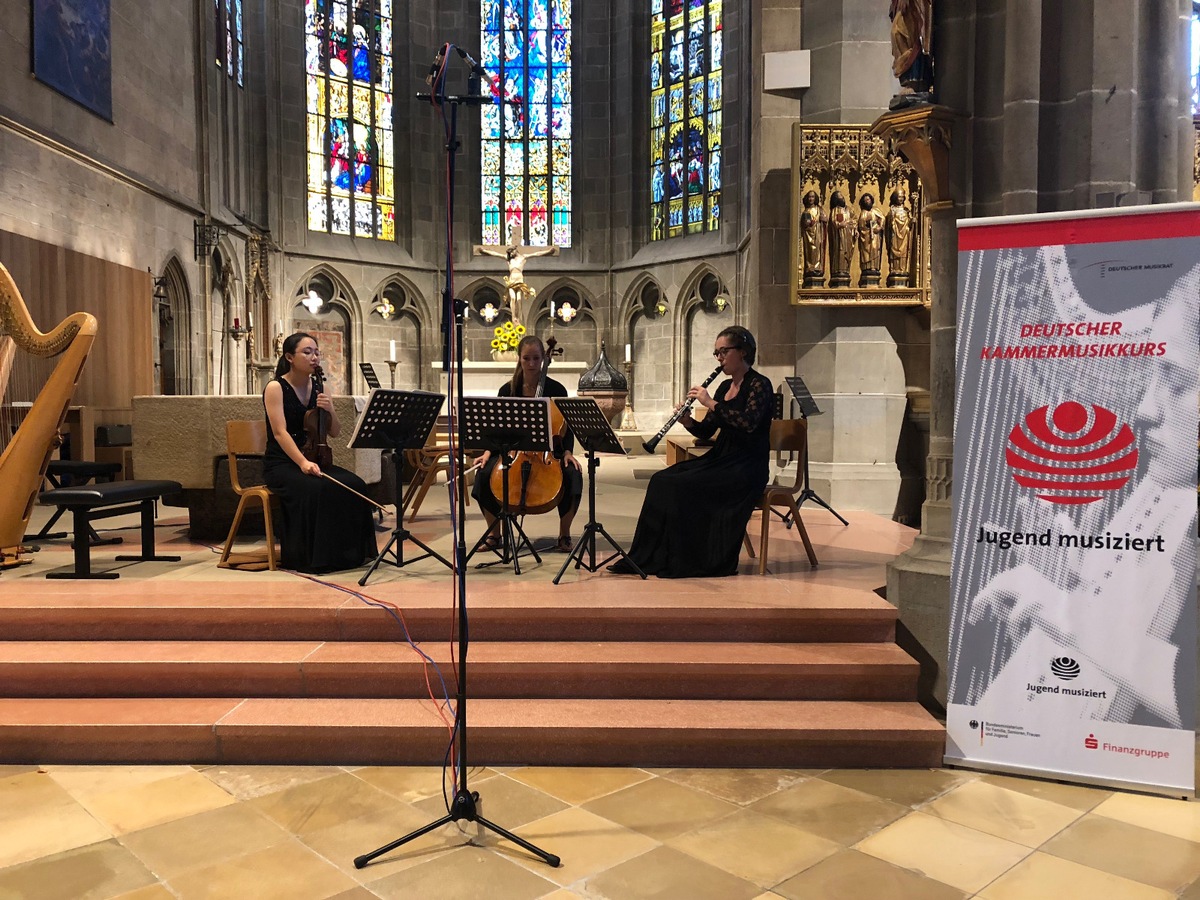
[744,418,818,574]
[218,420,278,571]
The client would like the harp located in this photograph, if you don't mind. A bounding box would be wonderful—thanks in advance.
[0,262,97,568]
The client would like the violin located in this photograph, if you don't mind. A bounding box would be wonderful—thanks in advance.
[301,364,334,469]
[487,336,566,515]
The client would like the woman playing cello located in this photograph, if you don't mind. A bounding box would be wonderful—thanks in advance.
[263,332,377,573]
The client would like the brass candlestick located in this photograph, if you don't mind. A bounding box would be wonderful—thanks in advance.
[619,360,637,431]
[385,359,399,388]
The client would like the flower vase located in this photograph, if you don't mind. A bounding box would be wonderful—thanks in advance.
[491,349,518,363]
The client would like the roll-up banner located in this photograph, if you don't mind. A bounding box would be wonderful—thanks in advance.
[946,204,1199,797]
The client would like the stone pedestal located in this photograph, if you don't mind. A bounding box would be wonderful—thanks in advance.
[799,326,906,516]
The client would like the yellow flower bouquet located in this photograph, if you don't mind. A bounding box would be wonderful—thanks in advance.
[490,320,526,352]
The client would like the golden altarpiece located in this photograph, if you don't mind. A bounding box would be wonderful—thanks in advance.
[789,123,931,307]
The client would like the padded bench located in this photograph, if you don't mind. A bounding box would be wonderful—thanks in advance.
[26,460,124,546]
[37,480,183,580]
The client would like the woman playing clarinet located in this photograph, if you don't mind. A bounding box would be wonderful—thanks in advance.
[263,332,377,573]
[610,326,773,577]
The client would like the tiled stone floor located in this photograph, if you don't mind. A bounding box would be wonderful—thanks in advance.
[3,456,1198,898]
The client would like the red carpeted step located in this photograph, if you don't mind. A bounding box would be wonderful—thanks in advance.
[0,640,918,700]
[0,697,945,768]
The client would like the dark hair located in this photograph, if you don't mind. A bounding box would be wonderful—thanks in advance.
[716,326,756,366]
[509,334,545,395]
[274,332,317,377]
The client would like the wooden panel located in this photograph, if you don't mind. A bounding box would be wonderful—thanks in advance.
[0,230,154,427]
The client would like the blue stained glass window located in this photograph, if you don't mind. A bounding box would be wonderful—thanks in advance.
[214,0,244,87]
[305,0,395,240]
[651,0,721,239]
[481,0,572,246]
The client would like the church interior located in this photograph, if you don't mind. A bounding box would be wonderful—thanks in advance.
[1,0,1199,896]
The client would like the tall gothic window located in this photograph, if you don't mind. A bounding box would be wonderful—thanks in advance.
[215,0,244,87]
[650,0,722,240]
[1192,2,1199,115]
[480,0,573,247]
[305,0,396,240]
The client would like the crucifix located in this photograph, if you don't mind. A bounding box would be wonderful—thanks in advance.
[473,225,559,327]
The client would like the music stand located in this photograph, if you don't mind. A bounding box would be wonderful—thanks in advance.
[359,362,382,390]
[349,389,453,584]
[551,397,645,584]
[784,376,848,526]
[460,395,553,575]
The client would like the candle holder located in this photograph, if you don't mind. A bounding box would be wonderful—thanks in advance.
[228,319,247,342]
[619,360,638,432]
[385,359,399,388]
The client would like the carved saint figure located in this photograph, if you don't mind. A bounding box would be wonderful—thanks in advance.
[827,191,856,288]
[889,0,933,106]
[856,193,885,286]
[885,188,913,287]
[799,190,827,288]
[474,229,559,326]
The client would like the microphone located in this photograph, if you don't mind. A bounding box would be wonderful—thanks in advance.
[425,44,447,86]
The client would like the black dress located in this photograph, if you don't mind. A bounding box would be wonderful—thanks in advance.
[262,377,378,574]
[471,376,583,520]
[621,368,773,577]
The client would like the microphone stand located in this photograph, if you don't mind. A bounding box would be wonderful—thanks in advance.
[354,53,559,871]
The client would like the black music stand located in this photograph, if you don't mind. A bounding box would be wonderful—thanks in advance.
[461,395,553,575]
[359,362,382,390]
[551,397,645,584]
[784,376,848,526]
[349,389,453,584]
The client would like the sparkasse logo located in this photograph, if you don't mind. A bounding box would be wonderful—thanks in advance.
[1085,733,1099,750]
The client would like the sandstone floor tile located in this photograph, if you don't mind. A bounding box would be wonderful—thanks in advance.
[1042,813,1200,892]
[856,811,1031,893]
[498,806,658,885]
[0,772,113,869]
[504,766,654,805]
[118,802,291,879]
[748,778,908,846]
[111,887,177,900]
[976,850,1175,899]
[667,808,840,887]
[411,773,569,829]
[165,841,358,900]
[581,777,739,842]
[46,765,199,798]
[818,768,971,808]
[248,772,402,836]
[367,844,558,900]
[351,765,497,804]
[977,772,1113,812]
[657,768,808,805]
[199,764,345,801]
[922,779,1083,847]
[584,845,761,900]
[0,839,156,900]
[772,848,967,900]
[60,770,237,836]
[1091,790,1200,842]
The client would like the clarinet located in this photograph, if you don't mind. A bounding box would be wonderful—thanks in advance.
[642,365,724,453]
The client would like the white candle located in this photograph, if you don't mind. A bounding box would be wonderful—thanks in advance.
[625,343,631,363]
[389,339,396,361]
[276,319,283,335]
[550,301,556,319]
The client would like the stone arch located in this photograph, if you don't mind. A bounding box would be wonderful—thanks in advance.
[679,264,734,388]
[155,256,192,395]
[365,273,427,391]
[534,278,598,362]
[211,237,246,393]
[288,267,360,396]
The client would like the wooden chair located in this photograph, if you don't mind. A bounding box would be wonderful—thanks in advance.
[401,419,475,517]
[744,418,818,574]
[218,420,278,571]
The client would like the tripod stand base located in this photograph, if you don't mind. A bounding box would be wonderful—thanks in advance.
[359,527,453,586]
[467,513,541,574]
[353,787,560,869]
[797,489,849,526]
[554,521,645,583]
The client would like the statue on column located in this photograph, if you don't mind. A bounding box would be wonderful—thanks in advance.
[827,191,856,288]
[799,190,827,288]
[888,0,933,109]
[856,193,885,286]
[885,187,913,287]
[473,227,559,327]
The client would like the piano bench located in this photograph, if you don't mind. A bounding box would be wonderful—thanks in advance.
[37,479,183,579]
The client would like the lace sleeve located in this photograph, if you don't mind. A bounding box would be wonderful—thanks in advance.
[710,371,773,433]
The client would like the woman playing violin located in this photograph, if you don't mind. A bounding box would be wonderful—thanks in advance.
[471,334,584,552]
[263,332,377,573]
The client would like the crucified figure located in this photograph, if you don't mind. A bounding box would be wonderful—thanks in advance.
[474,230,559,326]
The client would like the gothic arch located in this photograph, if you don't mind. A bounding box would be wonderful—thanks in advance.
[288,266,360,395]
[155,256,192,395]
[365,271,433,327]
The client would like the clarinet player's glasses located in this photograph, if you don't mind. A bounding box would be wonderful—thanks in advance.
[713,345,740,358]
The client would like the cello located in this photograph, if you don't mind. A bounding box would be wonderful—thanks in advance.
[487,336,566,514]
[300,364,334,469]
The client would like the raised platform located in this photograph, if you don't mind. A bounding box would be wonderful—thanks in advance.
[0,456,943,768]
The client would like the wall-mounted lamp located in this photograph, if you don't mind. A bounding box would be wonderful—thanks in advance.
[301,289,324,315]
[713,293,731,312]
[228,317,247,342]
[373,297,396,319]
[654,300,669,318]
[193,220,223,260]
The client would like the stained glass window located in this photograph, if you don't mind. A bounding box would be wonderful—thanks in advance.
[305,0,396,241]
[1192,3,1199,115]
[650,0,721,239]
[214,0,244,87]
[480,0,572,247]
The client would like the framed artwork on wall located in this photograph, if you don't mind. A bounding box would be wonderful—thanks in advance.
[32,0,113,121]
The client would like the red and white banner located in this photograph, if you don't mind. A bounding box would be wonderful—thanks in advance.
[946,204,1199,796]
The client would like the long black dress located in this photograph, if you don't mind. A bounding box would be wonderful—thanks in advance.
[621,368,773,577]
[262,377,378,574]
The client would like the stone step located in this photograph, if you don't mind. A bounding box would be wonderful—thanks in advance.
[0,640,918,700]
[0,697,945,768]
